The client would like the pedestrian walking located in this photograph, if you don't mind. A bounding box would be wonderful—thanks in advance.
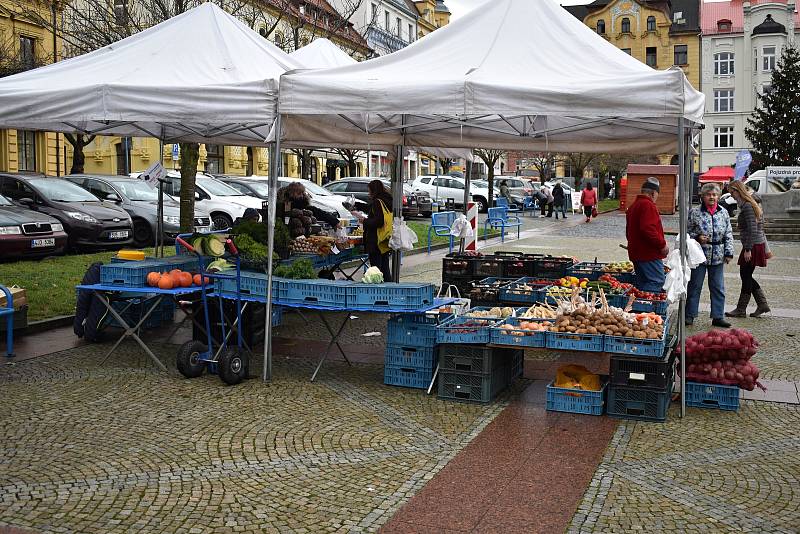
[686,183,734,328]
[625,177,668,293]
[725,181,771,318]
[580,182,597,223]
[353,180,394,282]
[552,181,567,220]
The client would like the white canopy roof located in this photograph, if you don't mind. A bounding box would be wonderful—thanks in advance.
[277,0,705,153]
[0,3,301,145]
[289,38,357,69]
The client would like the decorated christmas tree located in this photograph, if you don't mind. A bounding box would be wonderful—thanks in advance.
[744,45,800,169]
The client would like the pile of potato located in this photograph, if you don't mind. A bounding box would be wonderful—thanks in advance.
[551,306,664,339]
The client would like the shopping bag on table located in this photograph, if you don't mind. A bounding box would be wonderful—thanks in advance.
[389,217,417,252]
[433,284,471,317]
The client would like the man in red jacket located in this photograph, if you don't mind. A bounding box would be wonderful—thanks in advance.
[626,177,668,292]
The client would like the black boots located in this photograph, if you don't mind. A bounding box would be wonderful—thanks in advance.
[725,289,751,318]
[750,287,771,318]
[712,318,731,328]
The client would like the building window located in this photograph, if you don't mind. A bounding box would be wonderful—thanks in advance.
[621,48,632,55]
[763,46,776,71]
[408,23,413,41]
[621,17,631,33]
[714,89,734,112]
[717,19,731,32]
[371,3,377,22]
[115,138,132,175]
[596,20,605,34]
[113,0,128,26]
[714,52,734,75]
[205,144,223,174]
[19,36,35,70]
[274,31,284,49]
[713,126,734,148]
[385,11,390,31]
[647,16,656,31]
[646,47,657,67]
[396,17,401,36]
[674,44,688,65]
[762,84,772,96]
[16,130,36,171]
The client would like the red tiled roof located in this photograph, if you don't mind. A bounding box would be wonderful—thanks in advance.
[701,0,800,35]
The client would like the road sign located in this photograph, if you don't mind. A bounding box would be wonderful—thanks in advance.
[140,161,167,189]
[172,144,179,161]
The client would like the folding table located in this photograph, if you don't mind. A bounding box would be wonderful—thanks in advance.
[75,284,209,371]
[210,292,454,382]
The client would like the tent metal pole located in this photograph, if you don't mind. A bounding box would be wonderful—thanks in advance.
[677,117,687,418]
[263,115,282,383]
[463,155,472,213]
[391,115,406,282]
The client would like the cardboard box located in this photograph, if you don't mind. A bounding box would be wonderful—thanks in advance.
[0,286,27,309]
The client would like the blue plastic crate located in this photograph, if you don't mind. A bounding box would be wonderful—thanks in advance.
[385,344,437,370]
[499,278,552,304]
[154,255,200,272]
[490,317,549,348]
[567,262,607,281]
[384,364,433,389]
[215,272,284,299]
[387,316,438,347]
[272,305,283,327]
[546,331,605,352]
[345,283,434,311]
[607,380,673,422]
[604,319,669,358]
[100,260,166,287]
[686,382,740,411]
[631,296,669,315]
[546,381,607,415]
[468,277,516,304]
[107,297,175,329]
[283,279,350,307]
[436,316,501,344]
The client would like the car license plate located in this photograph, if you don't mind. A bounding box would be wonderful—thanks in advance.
[195,226,211,233]
[109,231,129,240]
[31,238,55,248]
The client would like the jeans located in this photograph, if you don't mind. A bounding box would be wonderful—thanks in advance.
[687,262,726,319]
[554,201,566,219]
[633,259,666,293]
[369,250,392,282]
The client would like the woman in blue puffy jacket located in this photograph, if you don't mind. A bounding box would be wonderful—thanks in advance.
[686,183,734,328]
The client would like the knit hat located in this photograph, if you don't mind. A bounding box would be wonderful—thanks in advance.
[642,177,661,193]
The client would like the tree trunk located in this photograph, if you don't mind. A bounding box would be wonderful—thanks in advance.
[178,142,200,233]
[64,134,95,174]
[348,159,358,177]
[487,167,495,208]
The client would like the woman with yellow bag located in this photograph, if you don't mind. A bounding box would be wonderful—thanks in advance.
[353,180,394,282]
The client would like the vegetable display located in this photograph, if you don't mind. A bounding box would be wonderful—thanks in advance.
[549,289,664,339]
[598,274,666,301]
[190,234,226,257]
[273,258,317,280]
[497,320,552,335]
[519,304,557,319]
[234,233,269,264]
[466,307,515,318]
[602,261,634,273]
[362,266,384,284]
[146,269,210,289]
[676,329,764,391]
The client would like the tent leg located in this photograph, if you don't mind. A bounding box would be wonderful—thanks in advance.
[677,118,688,418]
[463,157,472,214]
[391,143,405,282]
[263,114,282,383]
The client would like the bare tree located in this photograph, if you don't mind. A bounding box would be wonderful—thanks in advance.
[527,153,555,184]
[334,148,365,177]
[0,36,50,78]
[438,158,454,174]
[562,153,599,185]
[595,153,659,198]
[473,149,505,209]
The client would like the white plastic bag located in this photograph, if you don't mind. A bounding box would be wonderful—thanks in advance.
[663,249,690,303]
[434,284,471,316]
[674,234,707,269]
[389,218,418,251]
[449,214,474,239]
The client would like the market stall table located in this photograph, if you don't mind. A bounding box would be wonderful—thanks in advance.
[211,292,454,382]
[76,284,210,371]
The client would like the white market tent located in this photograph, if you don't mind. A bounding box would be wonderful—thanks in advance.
[268,0,705,414]
[0,3,301,145]
[290,38,358,68]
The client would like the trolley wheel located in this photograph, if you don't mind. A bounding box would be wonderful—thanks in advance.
[218,346,249,385]
[176,340,207,378]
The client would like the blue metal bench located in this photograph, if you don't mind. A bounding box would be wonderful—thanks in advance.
[521,196,538,217]
[484,206,522,243]
[495,197,521,213]
[0,284,15,357]
[427,211,456,253]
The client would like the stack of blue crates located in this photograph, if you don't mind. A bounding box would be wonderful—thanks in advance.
[384,313,440,389]
[106,297,176,330]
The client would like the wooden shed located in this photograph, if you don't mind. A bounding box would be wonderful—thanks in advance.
[623,164,678,215]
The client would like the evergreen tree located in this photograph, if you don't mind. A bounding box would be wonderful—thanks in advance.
[745,45,800,169]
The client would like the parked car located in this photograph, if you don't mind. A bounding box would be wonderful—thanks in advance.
[0,173,133,249]
[131,171,263,230]
[65,175,212,247]
[323,177,433,218]
[0,193,68,260]
[719,170,789,216]
[411,175,492,212]
[215,175,353,221]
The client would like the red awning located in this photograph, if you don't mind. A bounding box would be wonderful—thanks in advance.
[699,166,734,182]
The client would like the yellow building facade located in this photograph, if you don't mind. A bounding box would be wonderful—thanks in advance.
[0,0,65,175]
[414,1,450,38]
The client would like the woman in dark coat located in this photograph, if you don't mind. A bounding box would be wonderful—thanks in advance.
[354,180,394,282]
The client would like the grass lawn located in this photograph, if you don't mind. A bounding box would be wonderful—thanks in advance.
[407,221,496,248]
[598,199,621,213]
[0,251,121,322]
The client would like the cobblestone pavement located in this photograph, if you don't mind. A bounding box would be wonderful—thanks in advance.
[0,343,518,533]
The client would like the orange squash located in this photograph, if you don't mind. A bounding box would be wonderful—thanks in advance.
[146,272,161,287]
[179,272,193,287]
[158,274,174,290]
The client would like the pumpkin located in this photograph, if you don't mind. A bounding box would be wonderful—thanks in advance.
[158,275,174,290]
[179,272,193,288]
[146,272,161,287]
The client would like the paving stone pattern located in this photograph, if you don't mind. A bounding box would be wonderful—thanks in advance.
[0,343,511,533]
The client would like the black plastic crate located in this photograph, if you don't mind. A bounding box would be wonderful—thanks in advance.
[438,344,521,375]
[607,380,673,422]
[501,257,534,279]
[474,258,505,278]
[441,274,474,296]
[437,364,510,404]
[533,256,575,279]
[442,254,476,277]
[468,277,514,304]
[610,350,676,390]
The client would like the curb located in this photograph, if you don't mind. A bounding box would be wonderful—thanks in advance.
[17,315,75,336]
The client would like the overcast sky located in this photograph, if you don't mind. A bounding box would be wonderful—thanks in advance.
[447,0,593,20]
